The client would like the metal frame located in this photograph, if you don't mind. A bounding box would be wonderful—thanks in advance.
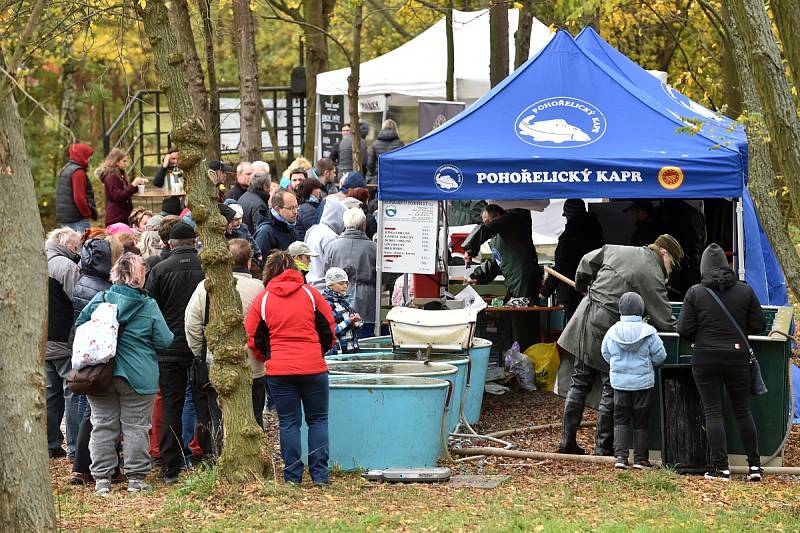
[103,87,306,175]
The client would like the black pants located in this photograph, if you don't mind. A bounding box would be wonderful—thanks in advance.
[190,362,220,459]
[692,364,760,469]
[159,360,212,477]
[72,404,93,475]
[252,376,267,428]
[613,388,651,463]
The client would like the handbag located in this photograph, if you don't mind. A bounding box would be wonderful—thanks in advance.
[67,292,144,395]
[702,287,767,396]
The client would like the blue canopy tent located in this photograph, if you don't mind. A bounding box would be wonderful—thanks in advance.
[373,30,783,328]
[575,27,787,305]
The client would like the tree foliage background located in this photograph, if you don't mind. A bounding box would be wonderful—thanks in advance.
[5,0,795,228]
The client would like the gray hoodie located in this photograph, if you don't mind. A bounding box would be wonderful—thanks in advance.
[305,198,346,287]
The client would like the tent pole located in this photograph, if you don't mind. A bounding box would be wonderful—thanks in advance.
[736,198,746,281]
[375,200,385,336]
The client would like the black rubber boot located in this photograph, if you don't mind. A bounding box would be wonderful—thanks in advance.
[594,413,614,456]
[558,400,586,455]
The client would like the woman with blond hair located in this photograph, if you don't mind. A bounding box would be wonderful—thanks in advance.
[97,149,146,226]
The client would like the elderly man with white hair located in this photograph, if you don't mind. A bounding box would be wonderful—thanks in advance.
[323,207,377,337]
[45,227,82,459]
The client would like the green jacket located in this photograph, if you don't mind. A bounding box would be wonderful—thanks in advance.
[558,245,674,372]
[76,284,173,394]
[467,209,540,298]
[448,200,486,226]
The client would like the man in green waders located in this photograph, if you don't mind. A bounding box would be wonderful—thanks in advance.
[464,204,541,351]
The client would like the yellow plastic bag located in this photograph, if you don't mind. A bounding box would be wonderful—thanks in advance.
[524,342,560,391]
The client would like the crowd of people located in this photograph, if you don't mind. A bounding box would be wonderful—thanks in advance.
[50,141,766,491]
[49,143,381,494]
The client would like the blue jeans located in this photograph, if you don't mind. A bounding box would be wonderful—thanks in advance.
[182,380,196,460]
[267,373,329,484]
[46,356,78,455]
[62,219,91,234]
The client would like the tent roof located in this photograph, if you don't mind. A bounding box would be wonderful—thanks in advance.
[575,27,748,163]
[378,30,744,201]
[316,9,553,105]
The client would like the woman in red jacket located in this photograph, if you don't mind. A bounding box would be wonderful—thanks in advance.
[97,149,146,226]
[245,251,336,485]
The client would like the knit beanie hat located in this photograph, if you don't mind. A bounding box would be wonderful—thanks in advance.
[619,292,645,317]
[325,267,348,286]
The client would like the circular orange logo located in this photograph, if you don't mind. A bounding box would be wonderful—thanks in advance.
[658,166,684,190]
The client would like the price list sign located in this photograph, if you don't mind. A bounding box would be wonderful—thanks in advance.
[382,201,438,274]
[319,95,344,159]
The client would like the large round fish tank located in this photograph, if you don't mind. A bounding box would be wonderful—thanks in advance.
[326,353,469,433]
[304,375,452,470]
[350,336,492,424]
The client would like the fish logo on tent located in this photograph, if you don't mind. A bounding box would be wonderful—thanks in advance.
[661,83,724,123]
[434,164,464,193]
[515,97,607,148]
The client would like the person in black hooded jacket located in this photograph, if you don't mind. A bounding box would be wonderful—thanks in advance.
[676,243,765,482]
[69,236,123,484]
[540,200,605,322]
[367,119,404,178]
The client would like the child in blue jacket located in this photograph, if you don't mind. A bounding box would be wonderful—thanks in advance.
[601,292,667,469]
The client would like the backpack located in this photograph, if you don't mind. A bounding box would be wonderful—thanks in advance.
[67,292,143,395]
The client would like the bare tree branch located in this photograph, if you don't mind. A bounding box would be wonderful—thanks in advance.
[365,0,412,38]
[7,0,47,73]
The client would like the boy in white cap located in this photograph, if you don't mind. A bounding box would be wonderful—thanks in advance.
[322,267,362,353]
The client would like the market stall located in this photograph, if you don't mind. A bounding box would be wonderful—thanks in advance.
[374,29,792,464]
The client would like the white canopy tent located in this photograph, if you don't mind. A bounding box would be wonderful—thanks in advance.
[316,9,553,106]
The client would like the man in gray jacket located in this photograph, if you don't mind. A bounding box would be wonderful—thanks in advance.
[557,235,682,456]
[45,228,82,458]
[324,207,377,336]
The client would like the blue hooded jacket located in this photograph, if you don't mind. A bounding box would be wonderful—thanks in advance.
[601,315,667,391]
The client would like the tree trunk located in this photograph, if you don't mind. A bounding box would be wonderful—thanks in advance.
[349,1,363,173]
[261,102,285,177]
[303,0,336,160]
[724,0,800,224]
[719,3,742,118]
[233,0,263,162]
[59,57,79,159]
[725,8,800,301]
[169,0,212,159]
[489,2,509,88]
[514,0,533,70]
[198,0,221,160]
[0,50,56,532]
[445,3,455,101]
[137,0,271,484]
[770,0,800,95]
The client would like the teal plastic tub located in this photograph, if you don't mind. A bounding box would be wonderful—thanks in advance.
[465,338,492,424]
[305,375,452,470]
[326,353,469,433]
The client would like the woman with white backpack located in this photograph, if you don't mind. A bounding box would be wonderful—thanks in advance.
[73,253,173,495]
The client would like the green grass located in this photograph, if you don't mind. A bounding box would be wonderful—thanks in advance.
[54,465,800,532]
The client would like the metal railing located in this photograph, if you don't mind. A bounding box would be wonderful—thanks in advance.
[103,87,306,176]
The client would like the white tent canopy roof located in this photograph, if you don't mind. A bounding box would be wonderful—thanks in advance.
[316,9,553,105]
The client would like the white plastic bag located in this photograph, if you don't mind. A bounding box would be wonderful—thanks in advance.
[71,302,119,370]
[503,341,537,391]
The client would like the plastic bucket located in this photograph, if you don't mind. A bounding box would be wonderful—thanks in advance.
[465,338,492,424]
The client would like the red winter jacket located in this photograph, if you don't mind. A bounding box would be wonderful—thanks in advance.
[69,144,95,219]
[245,269,335,376]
